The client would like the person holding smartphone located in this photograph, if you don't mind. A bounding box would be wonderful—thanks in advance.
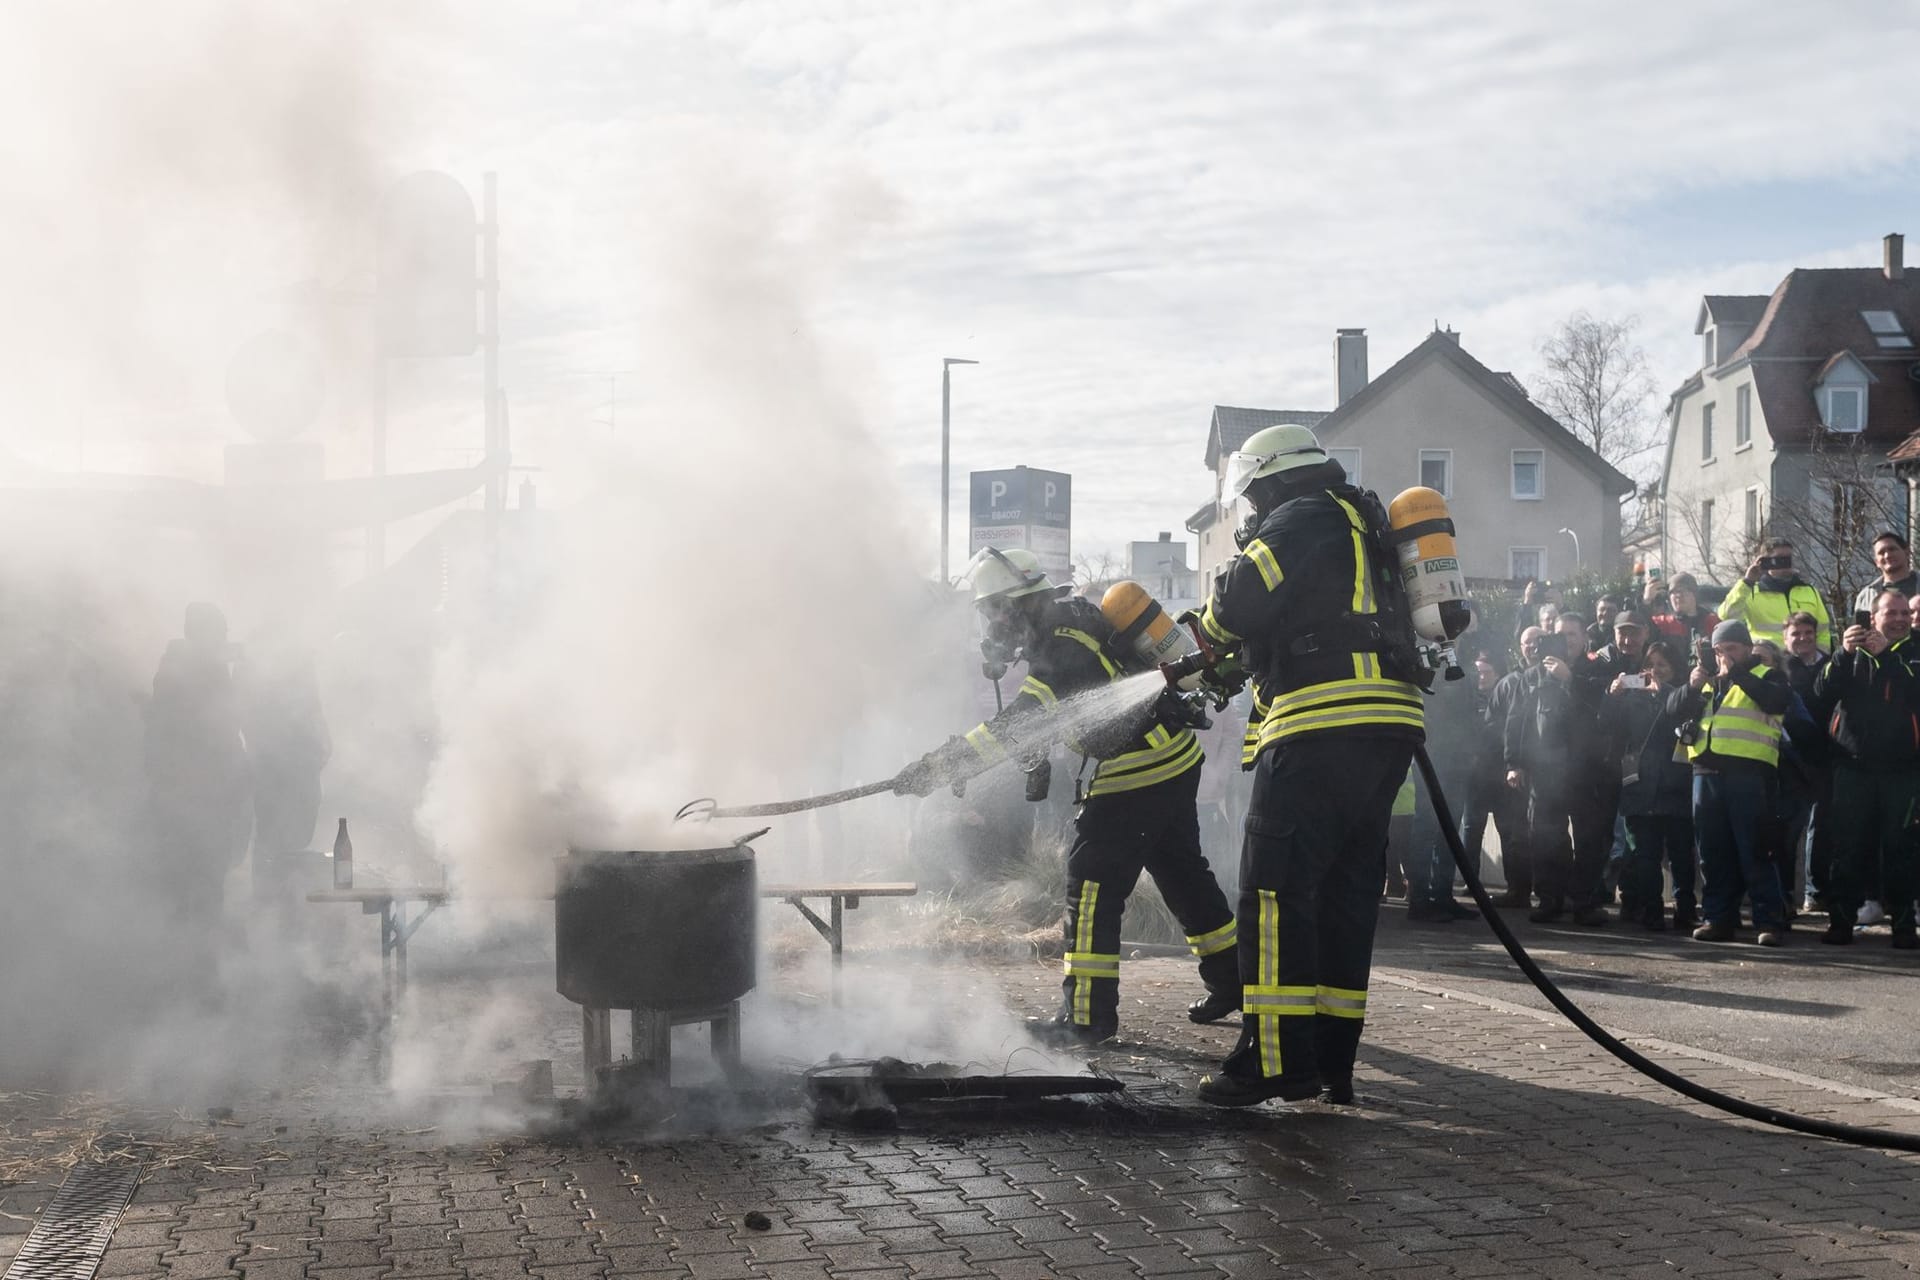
[1601,641,1696,930]
[1814,589,1920,949]
[1721,538,1833,651]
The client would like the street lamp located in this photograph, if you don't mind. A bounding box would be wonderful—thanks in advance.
[941,357,979,583]
[1558,527,1582,568]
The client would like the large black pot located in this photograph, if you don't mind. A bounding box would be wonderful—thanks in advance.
[555,839,758,1010]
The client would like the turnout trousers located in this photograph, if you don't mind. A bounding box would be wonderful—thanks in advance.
[1222,735,1413,1085]
[1059,763,1238,1033]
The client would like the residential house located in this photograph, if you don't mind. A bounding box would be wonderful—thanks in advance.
[1658,234,1920,602]
[1189,329,1632,589]
[1128,531,1201,612]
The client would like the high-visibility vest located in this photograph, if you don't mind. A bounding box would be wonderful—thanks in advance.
[1686,676,1782,768]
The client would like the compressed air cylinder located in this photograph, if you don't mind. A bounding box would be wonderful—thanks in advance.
[1100,580,1206,686]
[1388,486,1471,643]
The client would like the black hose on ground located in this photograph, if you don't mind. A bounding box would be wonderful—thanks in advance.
[1413,745,1920,1154]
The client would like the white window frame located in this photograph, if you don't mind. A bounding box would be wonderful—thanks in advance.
[1701,401,1716,462]
[1735,384,1752,449]
[1700,497,1715,562]
[1823,385,1865,433]
[1327,447,1362,486]
[1510,449,1544,500]
[1509,547,1547,582]
[1418,448,1453,498]
[1744,486,1762,541]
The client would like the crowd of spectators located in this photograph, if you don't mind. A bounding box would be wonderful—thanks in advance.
[1431,531,1920,950]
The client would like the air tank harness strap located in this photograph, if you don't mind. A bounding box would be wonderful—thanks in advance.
[1283,613,1391,659]
[1385,515,1456,546]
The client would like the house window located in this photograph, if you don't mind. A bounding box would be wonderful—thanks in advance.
[1735,385,1752,448]
[1511,449,1543,500]
[1509,547,1546,582]
[1744,487,1761,542]
[1700,498,1714,563]
[1327,447,1361,485]
[1824,386,1865,433]
[1701,402,1715,460]
[1419,448,1452,497]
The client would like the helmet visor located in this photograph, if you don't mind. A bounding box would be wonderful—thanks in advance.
[1224,441,1326,499]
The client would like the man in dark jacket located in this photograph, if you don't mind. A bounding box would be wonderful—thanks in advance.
[1460,652,1524,906]
[1781,611,1833,914]
[1814,589,1920,949]
[1482,625,1543,905]
[1600,640,1695,930]
[1668,619,1793,945]
[1505,628,1606,924]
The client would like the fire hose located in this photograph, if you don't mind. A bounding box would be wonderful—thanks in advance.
[1414,744,1920,1154]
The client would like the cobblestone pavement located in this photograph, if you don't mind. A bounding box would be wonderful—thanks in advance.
[4,951,1918,1280]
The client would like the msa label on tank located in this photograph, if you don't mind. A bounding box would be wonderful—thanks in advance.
[1420,558,1460,575]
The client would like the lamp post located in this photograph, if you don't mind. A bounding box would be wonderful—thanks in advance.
[941,357,979,583]
[1558,526,1582,568]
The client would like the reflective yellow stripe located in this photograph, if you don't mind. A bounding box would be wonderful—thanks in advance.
[1086,731,1203,796]
[1257,890,1282,1076]
[1062,951,1120,978]
[1240,691,1269,766]
[965,724,1007,763]
[1071,881,1100,1025]
[1269,678,1425,716]
[1255,702,1425,749]
[1054,628,1121,679]
[1020,676,1058,707]
[1315,984,1367,1018]
[1243,986,1316,1013]
[1244,538,1283,592]
[1187,920,1237,957]
[1200,603,1238,646]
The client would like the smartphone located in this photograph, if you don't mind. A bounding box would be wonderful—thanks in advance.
[1855,610,1873,628]
[1618,673,1647,690]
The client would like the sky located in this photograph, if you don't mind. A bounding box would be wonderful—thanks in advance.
[9,0,1920,575]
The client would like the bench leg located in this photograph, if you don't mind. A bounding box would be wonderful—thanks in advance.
[632,1009,672,1087]
[709,1001,742,1076]
[581,1007,612,1090]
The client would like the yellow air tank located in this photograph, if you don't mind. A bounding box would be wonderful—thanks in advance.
[1388,486,1471,644]
[1101,580,1207,687]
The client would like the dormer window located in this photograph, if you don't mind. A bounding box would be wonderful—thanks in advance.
[1823,386,1865,432]
[1863,310,1913,350]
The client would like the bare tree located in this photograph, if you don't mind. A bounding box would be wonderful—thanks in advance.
[1534,312,1662,480]
[1072,549,1126,598]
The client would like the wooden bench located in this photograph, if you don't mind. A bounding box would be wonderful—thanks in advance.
[760,882,919,1003]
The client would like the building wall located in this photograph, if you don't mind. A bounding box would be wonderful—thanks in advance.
[1662,368,1773,583]
[1316,358,1619,583]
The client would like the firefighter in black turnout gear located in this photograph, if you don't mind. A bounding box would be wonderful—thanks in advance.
[1190,424,1427,1107]
[895,547,1240,1045]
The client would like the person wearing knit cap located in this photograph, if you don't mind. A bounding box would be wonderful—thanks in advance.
[1666,615,1793,945]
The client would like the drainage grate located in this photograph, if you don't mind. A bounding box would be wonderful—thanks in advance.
[3,1162,142,1280]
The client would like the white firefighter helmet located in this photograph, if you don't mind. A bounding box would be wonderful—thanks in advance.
[966,546,1054,604]
[1223,422,1328,499]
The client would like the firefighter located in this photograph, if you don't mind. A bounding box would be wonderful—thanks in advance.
[895,548,1240,1044]
[1190,423,1427,1107]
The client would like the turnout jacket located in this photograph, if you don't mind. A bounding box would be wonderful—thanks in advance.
[963,595,1202,798]
[1815,634,1920,771]
[1198,476,1425,762]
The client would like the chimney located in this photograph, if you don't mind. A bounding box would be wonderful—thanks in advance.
[1886,232,1905,281]
[1335,328,1368,405]
[1157,531,1171,541]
